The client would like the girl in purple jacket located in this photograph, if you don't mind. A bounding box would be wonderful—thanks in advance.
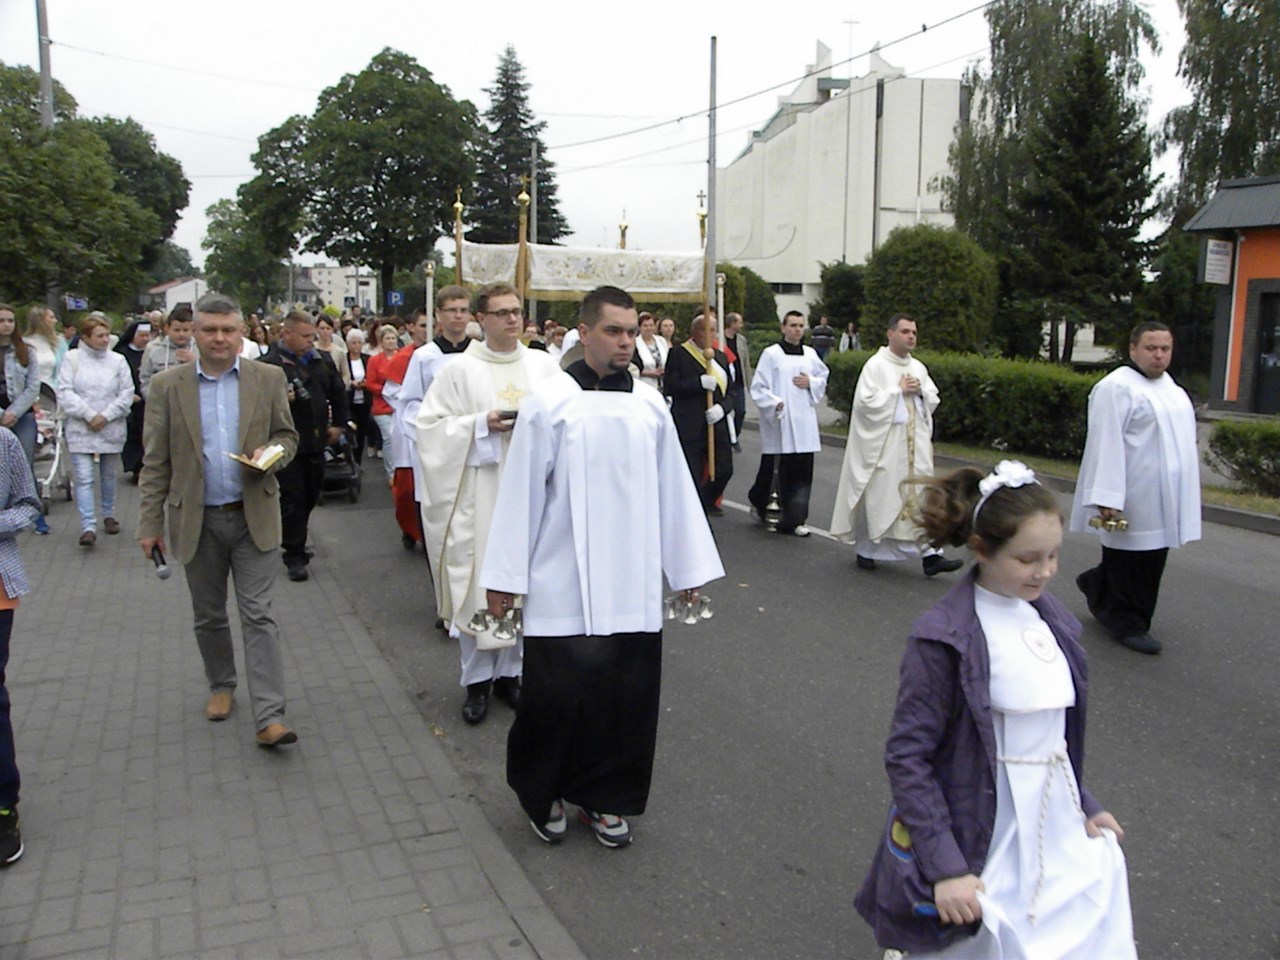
[856,461,1136,959]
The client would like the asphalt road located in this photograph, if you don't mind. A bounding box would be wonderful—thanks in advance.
[310,431,1279,960]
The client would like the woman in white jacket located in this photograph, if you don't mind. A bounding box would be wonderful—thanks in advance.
[56,316,134,546]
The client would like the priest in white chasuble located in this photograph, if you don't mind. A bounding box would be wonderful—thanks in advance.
[416,283,561,726]
[479,286,724,850]
[747,310,829,536]
[830,313,962,577]
[1070,321,1200,656]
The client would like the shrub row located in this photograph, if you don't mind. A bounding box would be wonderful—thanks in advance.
[1207,419,1280,497]
[824,350,1105,461]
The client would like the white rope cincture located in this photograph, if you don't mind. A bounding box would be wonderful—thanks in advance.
[996,745,1085,926]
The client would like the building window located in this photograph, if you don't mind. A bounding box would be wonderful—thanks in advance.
[771,282,803,295]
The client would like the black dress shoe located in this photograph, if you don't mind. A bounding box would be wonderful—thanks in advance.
[401,532,416,550]
[1118,633,1162,655]
[286,563,309,582]
[707,505,725,517]
[856,554,877,571]
[922,555,963,577]
[461,683,491,725]
[492,677,521,710]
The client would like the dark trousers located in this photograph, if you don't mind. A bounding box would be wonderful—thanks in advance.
[730,388,746,444]
[0,609,18,810]
[279,452,324,567]
[122,400,145,475]
[508,633,662,823]
[680,436,732,511]
[1077,546,1169,638]
[748,453,814,532]
[348,399,370,465]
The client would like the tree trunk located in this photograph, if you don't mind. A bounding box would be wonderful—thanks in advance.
[1047,309,1060,364]
[1062,320,1076,364]
[381,261,395,315]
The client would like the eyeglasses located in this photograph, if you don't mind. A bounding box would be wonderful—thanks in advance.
[482,308,524,320]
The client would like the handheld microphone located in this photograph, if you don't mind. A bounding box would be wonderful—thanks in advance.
[151,545,171,580]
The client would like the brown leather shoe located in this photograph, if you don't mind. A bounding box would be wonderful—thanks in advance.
[78,530,96,547]
[256,723,298,748]
[103,517,121,535]
[205,691,233,721]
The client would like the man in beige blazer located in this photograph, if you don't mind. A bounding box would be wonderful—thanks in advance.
[137,293,300,747]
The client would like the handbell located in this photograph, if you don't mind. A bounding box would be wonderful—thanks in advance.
[467,609,494,633]
[492,609,519,644]
[663,595,679,621]
[696,595,713,620]
[681,601,699,626]
[1088,514,1130,533]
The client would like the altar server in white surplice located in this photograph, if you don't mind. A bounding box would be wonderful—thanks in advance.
[1070,322,1200,656]
[394,285,473,513]
[747,310,829,536]
[480,286,724,850]
[416,283,561,726]
[830,314,962,577]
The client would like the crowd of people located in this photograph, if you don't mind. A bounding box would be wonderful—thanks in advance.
[0,285,1204,960]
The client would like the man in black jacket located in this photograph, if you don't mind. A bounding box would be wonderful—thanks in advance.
[260,311,350,581]
[663,314,735,514]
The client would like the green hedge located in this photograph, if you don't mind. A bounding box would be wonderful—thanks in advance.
[825,350,1105,461]
[1207,420,1280,497]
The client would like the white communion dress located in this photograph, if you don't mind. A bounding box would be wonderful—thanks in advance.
[914,586,1137,960]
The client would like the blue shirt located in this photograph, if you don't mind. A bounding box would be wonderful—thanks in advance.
[197,357,243,506]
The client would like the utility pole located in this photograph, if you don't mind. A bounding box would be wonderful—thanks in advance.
[705,35,718,336]
[35,0,54,129]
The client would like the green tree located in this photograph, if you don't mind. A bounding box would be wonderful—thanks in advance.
[470,47,569,244]
[738,266,776,324]
[1160,0,1280,218]
[1132,228,1217,379]
[240,48,476,307]
[146,240,197,286]
[84,117,190,244]
[941,0,1157,253]
[1009,34,1156,363]
[810,261,866,328]
[0,63,158,308]
[862,225,998,352]
[202,199,286,312]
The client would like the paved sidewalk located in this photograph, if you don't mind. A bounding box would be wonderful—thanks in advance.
[0,485,583,960]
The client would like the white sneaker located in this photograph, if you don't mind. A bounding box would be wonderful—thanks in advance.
[578,808,632,848]
[792,525,811,537]
[530,799,567,844]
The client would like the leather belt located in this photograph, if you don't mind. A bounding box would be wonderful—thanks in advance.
[206,501,244,511]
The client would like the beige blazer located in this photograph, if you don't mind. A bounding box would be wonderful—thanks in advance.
[137,359,299,565]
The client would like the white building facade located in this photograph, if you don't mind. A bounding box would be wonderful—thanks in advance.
[304,264,379,312]
[717,45,963,317]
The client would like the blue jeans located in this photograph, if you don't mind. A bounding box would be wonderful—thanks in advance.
[0,609,17,809]
[71,452,118,532]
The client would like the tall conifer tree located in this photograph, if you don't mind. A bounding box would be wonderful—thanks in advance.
[1009,34,1155,362]
[470,47,569,244]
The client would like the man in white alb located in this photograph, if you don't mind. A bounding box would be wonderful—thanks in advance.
[747,311,829,536]
[417,283,560,725]
[390,286,473,547]
[480,285,723,850]
[1070,321,1200,655]
[830,313,962,576]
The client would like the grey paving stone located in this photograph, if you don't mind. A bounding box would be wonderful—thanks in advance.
[2,492,583,960]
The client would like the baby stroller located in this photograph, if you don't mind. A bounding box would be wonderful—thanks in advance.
[32,384,71,515]
[318,423,361,504]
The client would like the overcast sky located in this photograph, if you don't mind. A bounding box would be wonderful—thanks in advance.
[1,0,1189,270]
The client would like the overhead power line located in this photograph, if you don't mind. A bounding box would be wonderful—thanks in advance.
[546,0,997,151]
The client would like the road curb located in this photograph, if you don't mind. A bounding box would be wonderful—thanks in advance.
[741,420,1280,537]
